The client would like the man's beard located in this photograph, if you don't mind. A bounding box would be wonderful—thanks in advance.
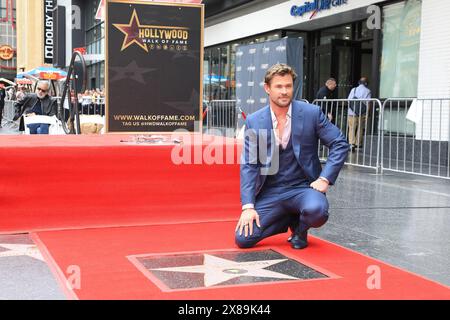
[272,96,292,108]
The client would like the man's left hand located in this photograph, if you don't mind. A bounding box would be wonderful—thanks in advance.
[310,178,329,194]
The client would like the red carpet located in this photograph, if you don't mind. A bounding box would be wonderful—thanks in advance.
[3,135,450,300]
[34,221,450,300]
[0,134,241,233]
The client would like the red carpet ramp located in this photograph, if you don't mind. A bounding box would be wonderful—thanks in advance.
[0,135,241,233]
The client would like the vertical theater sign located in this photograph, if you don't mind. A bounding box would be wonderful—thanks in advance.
[106,0,204,133]
[44,0,54,64]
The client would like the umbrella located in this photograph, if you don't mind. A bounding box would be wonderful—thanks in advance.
[17,66,68,81]
[0,78,15,86]
[15,78,33,85]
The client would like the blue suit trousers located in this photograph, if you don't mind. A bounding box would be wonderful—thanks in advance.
[235,186,329,248]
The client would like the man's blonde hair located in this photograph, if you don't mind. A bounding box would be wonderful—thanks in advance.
[264,64,298,85]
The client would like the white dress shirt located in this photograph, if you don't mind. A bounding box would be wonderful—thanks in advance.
[347,84,372,116]
[271,104,292,150]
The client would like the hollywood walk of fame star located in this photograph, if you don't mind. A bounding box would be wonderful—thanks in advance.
[113,9,149,52]
[150,254,299,287]
[0,243,45,262]
[109,61,156,84]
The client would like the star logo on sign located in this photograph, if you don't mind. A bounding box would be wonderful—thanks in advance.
[113,9,148,52]
[113,9,189,53]
[109,61,156,84]
[0,244,45,262]
[151,254,298,287]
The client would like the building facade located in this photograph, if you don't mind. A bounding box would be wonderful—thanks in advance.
[15,1,450,104]
[204,0,450,103]
[15,0,104,89]
[0,0,16,80]
[53,0,105,90]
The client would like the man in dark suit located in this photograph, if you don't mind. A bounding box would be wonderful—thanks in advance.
[316,78,337,122]
[236,64,349,250]
[14,81,57,134]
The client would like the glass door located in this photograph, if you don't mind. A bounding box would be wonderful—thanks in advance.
[313,39,361,99]
[332,39,361,98]
[313,43,332,98]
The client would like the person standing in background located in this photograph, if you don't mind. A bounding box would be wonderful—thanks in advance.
[347,77,372,152]
[316,78,337,122]
[0,84,6,128]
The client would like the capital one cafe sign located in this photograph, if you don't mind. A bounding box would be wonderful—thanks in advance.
[44,0,54,64]
[291,0,348,19]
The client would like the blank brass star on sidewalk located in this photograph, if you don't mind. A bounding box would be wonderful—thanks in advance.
[0,244,45,262]
[113,9,148,52]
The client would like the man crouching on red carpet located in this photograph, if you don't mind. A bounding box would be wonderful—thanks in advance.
[236,64,349,250]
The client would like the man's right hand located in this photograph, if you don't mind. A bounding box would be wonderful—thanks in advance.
[327,113,333,122]
[25,113,36,117]
[235,209,261,238]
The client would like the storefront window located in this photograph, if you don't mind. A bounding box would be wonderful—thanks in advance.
[229,43,239,100]
[0,0,16,77]
[359,21,374,41]
[254,33,279,44]
[81,0,105,89]
[219,45,230,100]
[204,45,237,101]
[203,51,211,101]
[210,47,220,100]
[320,24,353,44]
[380,0,422,98]
[204,31,283,102]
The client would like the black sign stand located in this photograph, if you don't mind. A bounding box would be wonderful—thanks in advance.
[105,0,204,133]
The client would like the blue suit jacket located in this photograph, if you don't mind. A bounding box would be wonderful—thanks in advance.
[240,100,349,206]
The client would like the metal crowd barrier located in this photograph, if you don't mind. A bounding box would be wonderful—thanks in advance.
[313,99,383,173]
[80,97,105,116]
[204,99,310,138]
[78,97,106,134]
[381,98,450,179]
[75,97,106,135]
[2,100,19,130]
[204,100,238,138]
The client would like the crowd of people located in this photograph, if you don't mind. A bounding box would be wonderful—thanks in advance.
[0,84,31,128]
[0,81,106,134]
[3,74,368,140]
[77,89,106,116]
[78,89,105,105]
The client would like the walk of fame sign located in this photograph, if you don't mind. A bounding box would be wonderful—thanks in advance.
[129,250,331,291]
[106,0,203,133]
